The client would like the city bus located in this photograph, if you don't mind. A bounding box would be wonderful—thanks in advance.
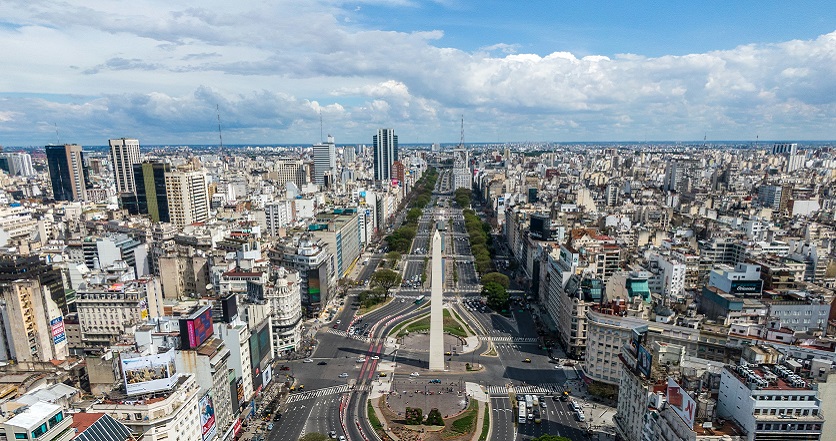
[525,395,533,410]
[415,295,425,305]
[518,406,526,424]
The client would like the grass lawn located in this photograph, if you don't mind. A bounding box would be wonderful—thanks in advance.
[396,309,467,337]
[445,400,479,437]
[358,296,393,315]
[478,403,490,441]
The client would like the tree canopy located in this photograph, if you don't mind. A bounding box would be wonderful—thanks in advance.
[299,434,329,441]
[370,268,402,297]
[481,272,510,289]
[481,281,509,311]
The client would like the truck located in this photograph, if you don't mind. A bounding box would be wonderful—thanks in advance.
[518,406,527,424]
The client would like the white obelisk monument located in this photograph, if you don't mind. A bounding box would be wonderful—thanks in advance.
[428,229,445,371]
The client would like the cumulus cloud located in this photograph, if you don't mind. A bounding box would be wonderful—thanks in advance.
[0,0,835,143]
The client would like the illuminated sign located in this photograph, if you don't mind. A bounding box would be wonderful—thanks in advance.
[667,378,696,428]
[200,393,217,441]
[50,317,66,345]
[179,305,213,350]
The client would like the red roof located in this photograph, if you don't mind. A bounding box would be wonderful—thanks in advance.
[71,413,104,435]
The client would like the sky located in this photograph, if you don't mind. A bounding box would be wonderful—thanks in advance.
[1,0,836,146]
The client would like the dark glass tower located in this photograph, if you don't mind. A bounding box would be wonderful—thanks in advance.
[132,161,171,222]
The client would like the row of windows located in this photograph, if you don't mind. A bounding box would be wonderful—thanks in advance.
[755,395,815,402]
[754,408,818,416]
[756,423,821,431]
[11,412,64,439]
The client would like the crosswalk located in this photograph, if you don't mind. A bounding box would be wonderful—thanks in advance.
[326,328,370,342]
[285,384,351,404]
[487,385,510,396]
[478,336,538,343]
[513,383,564,395]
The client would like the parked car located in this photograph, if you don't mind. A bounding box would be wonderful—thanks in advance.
[303,359,313,363]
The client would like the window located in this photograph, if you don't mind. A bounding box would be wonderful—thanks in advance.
[48,412,63,427]
[14,434,26,440]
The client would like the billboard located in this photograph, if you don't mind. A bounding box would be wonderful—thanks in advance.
[666,378,696,428]
[637,344,652,378]
[50,317,66,345]
[262,366,272,386]
[179,305,213,350]
[729,280,763,295]
[199,393,217,441]
[121,350,179,396]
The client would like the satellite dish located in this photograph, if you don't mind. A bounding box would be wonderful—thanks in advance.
[206,284,214,291]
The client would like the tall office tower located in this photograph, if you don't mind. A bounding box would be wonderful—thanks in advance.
[342,146,356,163]
[373,128,398,181]
[165,170,209,228]
[312,135,336,186]
[109,138,141,194]
[663,161,680,192]
[130,161,171,222]
[773,142,804,173]
[0,152,35,176]
[45,144,89,201]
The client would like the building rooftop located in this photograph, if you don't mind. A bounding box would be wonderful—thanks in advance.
[5,401,61,429]
[71,413,133,441]
[725,365,814,391]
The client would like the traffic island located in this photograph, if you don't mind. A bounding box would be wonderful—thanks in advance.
[378,394,483,441]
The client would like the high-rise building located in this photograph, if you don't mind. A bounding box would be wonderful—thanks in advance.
[313,135,336,186]
[0,279,69,362]
[0,152,34,176]
[131,161,171,222]
[109,138,141,194]
[165,170,209,228]
[373,128,398,181]
[773,142,804,173]
[272,159,309,188]
[45,144,89,201]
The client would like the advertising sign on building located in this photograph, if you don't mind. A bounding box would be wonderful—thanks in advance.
[50,317,66,344]
[121,350,179,395]
[179,305,213,350]
[637,344,652,378]
[200,393,217,441]
[666,378,696,428]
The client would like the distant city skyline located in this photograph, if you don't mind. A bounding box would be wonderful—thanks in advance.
[1,1,836,145]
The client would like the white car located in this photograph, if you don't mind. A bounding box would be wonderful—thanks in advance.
[339,373,348,378]
[370,356,379,360]
[356,357,366,363]
[303,359,314,363]
[409,372,420,377]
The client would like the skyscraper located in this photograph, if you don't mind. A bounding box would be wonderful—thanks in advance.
[109,138,141,194]
[312,135,336,186]
[45,144,89,201]
[165,170,209,228]
[0,152,34,177]
[131,161,171,222]
[373,128,398,182]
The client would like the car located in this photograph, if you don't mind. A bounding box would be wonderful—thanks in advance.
[329,431,337,439]
[523,358,532,363]
[267,423,273,431]
[332,324,338,328]
[339,437,346,441]
[409,372,420,377]
[318,361,327,365]
[303,359,314,363]
[379,372,387,377]
[445,351,452,356]
[429,379,441,384]
[336,320,341,324]
[371,355,379,360]
[279,366,290,371]
[339,373,348,378]
[356,357,366,362]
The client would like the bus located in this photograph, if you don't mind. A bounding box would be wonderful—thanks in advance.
[518,406,526,424]
[415,295,426,305]
[525,395,533,410]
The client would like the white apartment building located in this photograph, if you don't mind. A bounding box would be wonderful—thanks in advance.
[91,374,202,441]
[165,170,209,228]
[718,364,823,441]
[0,401,73,441]
[175,339,234,441]
[265,267,303,356]
[264,200,292,236]
[109,138,141,194]
[75,276,164,348]
[0,205,38,244]
[214,321,254,406]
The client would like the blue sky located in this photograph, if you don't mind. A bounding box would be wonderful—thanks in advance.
[0,0,835,145]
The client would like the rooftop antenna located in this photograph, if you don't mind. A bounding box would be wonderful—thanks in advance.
[459,114,464,148]
[216,105,223,155]
[703,132,707,148]
[54,123,60,145]
[319,109,324,143]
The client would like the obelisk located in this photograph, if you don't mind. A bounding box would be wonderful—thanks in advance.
[428,229,445,371]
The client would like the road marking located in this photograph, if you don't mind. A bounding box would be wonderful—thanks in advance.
[285,384,351,404]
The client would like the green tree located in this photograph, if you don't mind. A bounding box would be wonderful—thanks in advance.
[425,408,444,426]
[406,208,423,224]
[385,251,402,268]
[481,272,510,289]
[531,436,571,441]
[299,433,329,441]
[370,269,402,298]
[482,281,509,311]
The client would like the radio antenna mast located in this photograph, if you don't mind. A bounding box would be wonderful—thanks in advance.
[319,109,324,143]
[216,104,223,154]
[54,123,60,145]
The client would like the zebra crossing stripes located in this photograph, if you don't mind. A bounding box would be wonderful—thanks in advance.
[512,383,564,395]
[487,385,510,396]
[326,328,370,342]
[478,336,538,343]
[285,384,351,404]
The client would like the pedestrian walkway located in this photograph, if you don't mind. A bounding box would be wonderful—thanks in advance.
[284,384,350,404]
[325,328,370,342]
[478,336,538,343]
[512,383,564,395]
[486,385,510,396]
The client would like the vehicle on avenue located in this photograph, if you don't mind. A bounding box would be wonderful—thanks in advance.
[410,372,420,377]
[523,358,531,363]
[303,359,313,363]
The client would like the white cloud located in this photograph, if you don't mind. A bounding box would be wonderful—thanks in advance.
[0,0,835,143]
